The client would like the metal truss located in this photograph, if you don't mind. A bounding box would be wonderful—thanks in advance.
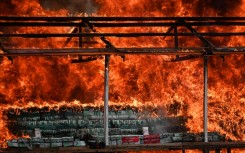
[1,16,245,147]
[0,16,245,60]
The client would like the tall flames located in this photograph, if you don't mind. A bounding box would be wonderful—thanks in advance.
[0,0,244,152]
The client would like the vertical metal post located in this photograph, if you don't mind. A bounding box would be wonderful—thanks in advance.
[227,148,231,153]
[204,56,208,143]
[104,55,110,146]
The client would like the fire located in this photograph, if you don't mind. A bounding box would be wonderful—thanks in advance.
[0,0,244,152]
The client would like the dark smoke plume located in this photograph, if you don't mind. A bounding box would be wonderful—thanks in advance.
[39,0,97,14]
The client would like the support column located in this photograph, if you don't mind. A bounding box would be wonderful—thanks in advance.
[104,55,110,146]
[203,56,208,143]
[227,148,231,153]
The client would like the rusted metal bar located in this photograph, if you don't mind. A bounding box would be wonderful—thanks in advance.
[182,142,245,149]
[180,20,217,54]
[71,56,98,63]
[0,47,244,56]
[83,20,117,48]
[163,26,174,40]
[1,32,245,38]
[1,16,245,21]
[1,22,245,27]
[3,142,245,152]
[170,55,201,62]
[83,20,125,60]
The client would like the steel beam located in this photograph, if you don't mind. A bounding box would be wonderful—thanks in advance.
[1,16,245,21]
[0,47,244,56]
[4,142,245,152]
[104,55,110,146]
[1,21,245,27]
[2,32,245,38]
[180,20,217,54]
[163,26,174,40]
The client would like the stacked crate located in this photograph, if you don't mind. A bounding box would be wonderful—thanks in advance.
[6,107,225,148]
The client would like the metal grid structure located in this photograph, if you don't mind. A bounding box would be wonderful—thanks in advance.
[1,16,245,153]
[0,16,245,56]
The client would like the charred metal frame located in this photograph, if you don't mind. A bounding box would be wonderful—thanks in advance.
[0,16,245,56]
[0,16,245,151]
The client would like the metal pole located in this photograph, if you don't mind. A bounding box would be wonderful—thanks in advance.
[204,56,208,142]
[104,55,110,146]
[227,148,231,153]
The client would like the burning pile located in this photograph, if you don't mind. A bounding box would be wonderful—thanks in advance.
[0,0,244,150]
[6,105,226,148]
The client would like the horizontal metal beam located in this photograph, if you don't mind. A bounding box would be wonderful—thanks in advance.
[1,32,245,38]
[1,16,245,21]
[1,21,245,27]
[3,142,245,153]
[1,47,244,56]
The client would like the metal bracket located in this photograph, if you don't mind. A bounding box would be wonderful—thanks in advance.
[64,21,103,63]
[63,27,78,47]
[163,26,174,40]
[0,41,7,53]
[171,55,201,62]
[179,20,216,55]
[0,41,13,61]
[71,56,100,63]
[83,19,125,61]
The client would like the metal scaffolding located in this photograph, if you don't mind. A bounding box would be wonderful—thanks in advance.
[0,16,245,149]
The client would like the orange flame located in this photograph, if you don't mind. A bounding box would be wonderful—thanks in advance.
[0,1,244,152]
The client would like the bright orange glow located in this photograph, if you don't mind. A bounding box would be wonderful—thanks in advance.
[0,1,244,152]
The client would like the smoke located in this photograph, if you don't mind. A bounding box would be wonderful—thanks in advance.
[95,0,244,16]
[39,0,97,14]
[194,0,243,16]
